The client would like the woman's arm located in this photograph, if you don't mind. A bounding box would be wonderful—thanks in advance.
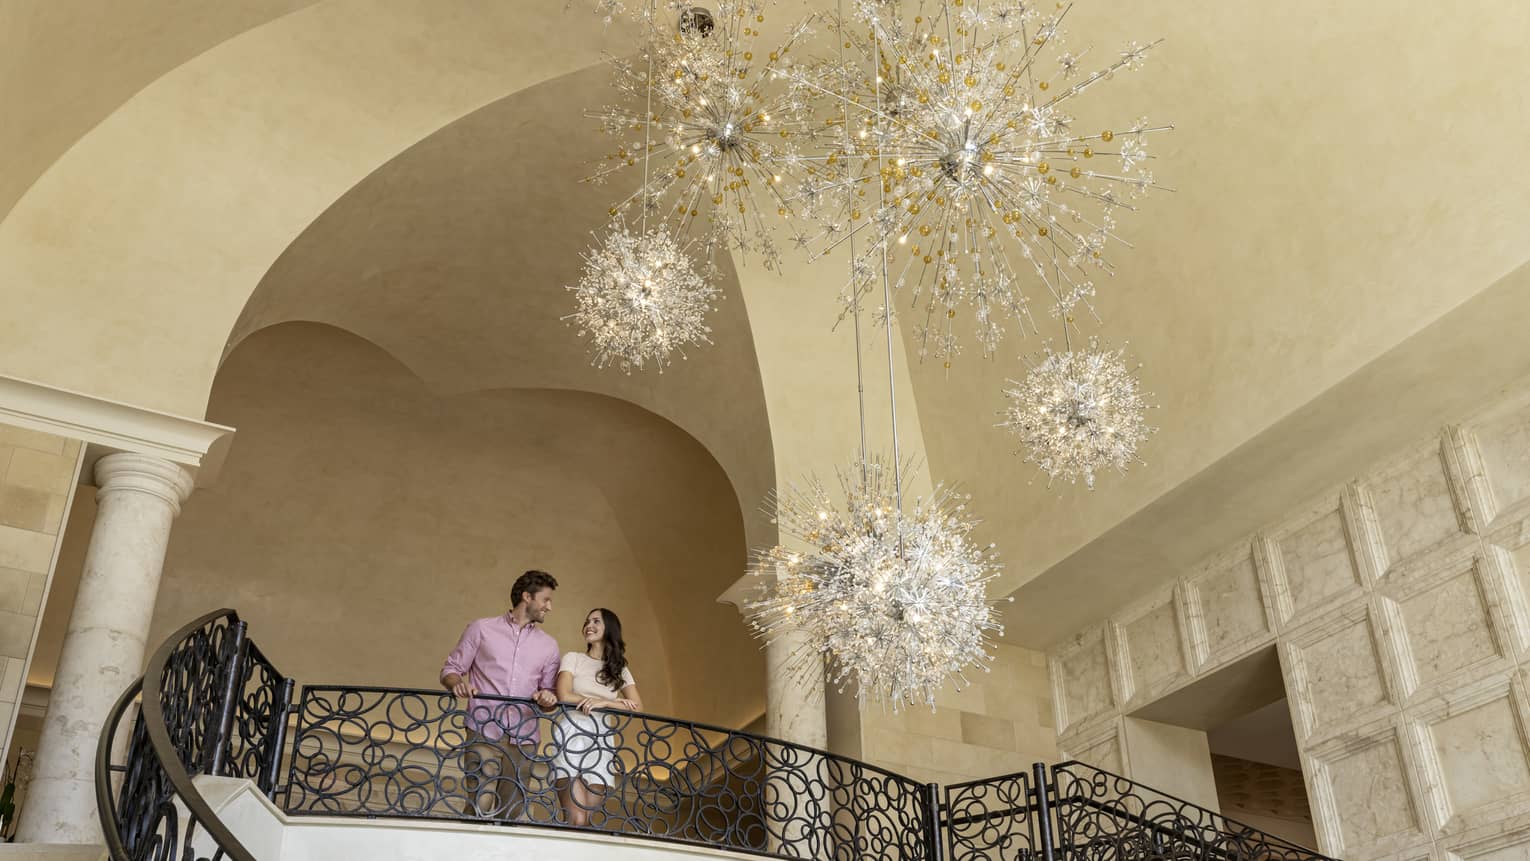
[557,670,612,712]
[616,684,642,712]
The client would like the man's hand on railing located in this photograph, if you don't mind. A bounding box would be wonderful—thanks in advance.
[443,673,476,700]
[533,689,557,709]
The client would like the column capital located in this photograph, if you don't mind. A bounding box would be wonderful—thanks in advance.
[717,571,765,614]
[0,373,234,487]
[94,452,195,515]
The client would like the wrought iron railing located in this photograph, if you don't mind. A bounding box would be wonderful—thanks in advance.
[281,685,935,859]
[96,610,287,861]
[95,612,1336,861]
[1049,761,1323,861]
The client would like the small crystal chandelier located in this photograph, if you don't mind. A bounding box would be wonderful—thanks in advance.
[588,1,831,268]
[570,2,722,372]
[788,0,1171,365]
[566,226,718,373]
[746,458,1005,710]
[1000,336,1155,488]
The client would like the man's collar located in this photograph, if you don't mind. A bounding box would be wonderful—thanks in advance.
[503,611,539,629]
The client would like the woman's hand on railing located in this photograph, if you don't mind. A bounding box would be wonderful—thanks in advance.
[573,696,638,713]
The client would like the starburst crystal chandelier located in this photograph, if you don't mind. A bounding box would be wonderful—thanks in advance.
[589,1,834,268]
[747,458,1005,710]
[566,226,718,372]
[1000,336,1154,488]
[791,0,1170,364]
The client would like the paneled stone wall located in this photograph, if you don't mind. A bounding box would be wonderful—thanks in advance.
[0,424,81,760]
[1049,384,1530,860]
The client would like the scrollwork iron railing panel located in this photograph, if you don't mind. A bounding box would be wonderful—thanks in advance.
[155,613,241,777]
[944,768,1041,861]
[96,609,271,861]
[282,685,933,861]
[1051,761,1329,861]
[220,639,287,788]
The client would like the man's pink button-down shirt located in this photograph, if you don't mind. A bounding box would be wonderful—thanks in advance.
[441,613,560,744]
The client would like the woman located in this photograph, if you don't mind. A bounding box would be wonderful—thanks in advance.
[552,607,642,827]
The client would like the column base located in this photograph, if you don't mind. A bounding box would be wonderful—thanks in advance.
[0,845,107,860]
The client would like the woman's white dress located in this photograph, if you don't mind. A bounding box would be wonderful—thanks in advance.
[551,652,635,786]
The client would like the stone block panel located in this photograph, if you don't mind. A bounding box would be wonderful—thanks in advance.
[1310,725,1424,857]
[1062,722,1125,775]
[1119,594,1185,703]
[1275,506,1363,618]
[1473,397,1530,522]
[1186,551,1270,663]
[1426,692,1530,821]
[1368,445,1467,567]
[1052,628,1114,734]
[1284,607,1392,741]
[1392,561,1506,691]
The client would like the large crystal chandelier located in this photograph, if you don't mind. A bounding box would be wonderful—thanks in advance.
[791,0,1171,365]
[1000,336,1155,488]
[588,1,832,268]
[566,226,719,372]
[746,458,1005,709]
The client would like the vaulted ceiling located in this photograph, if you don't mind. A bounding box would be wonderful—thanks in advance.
[4,0,1530,647]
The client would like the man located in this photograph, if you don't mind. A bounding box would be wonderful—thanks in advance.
[441,569,561,821]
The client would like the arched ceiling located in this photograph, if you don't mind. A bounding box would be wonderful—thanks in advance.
[4,0,1530,648]
[229,62,777,547]
[0,0,319,222]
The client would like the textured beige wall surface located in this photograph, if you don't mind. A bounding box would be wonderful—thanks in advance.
[1122,717,1219,812]
[1050,375,1530,859]
[0,425,80,761]
[32,324,764,728]
[855,642,1056,786]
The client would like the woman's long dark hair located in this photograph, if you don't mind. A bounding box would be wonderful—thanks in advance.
[589,607,628,692]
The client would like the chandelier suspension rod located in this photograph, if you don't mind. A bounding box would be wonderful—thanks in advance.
[840,0,869,487]
[639,0,656,235]
[871,17,906,546]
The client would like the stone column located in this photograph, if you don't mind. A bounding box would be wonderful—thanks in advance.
[18,453,194,843]
[717,573,827,748]
[765,626,827,748]
[718,575,829,854]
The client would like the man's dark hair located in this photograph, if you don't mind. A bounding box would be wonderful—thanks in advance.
[510,570,558,608]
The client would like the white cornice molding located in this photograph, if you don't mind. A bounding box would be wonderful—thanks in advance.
[0,375,234,487]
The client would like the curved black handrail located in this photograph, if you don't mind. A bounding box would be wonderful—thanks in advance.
[95,608,262,861]
[95,675,144,860]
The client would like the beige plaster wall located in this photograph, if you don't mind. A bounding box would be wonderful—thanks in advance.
[1121,717,1219,812]
[0,426,81,762]
[855,642,1056,786]
[33,323,766,728]
[1049,373,1530,859]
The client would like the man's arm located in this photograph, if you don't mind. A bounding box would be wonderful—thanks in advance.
[532,648,560,709]
[441,623,481,699]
